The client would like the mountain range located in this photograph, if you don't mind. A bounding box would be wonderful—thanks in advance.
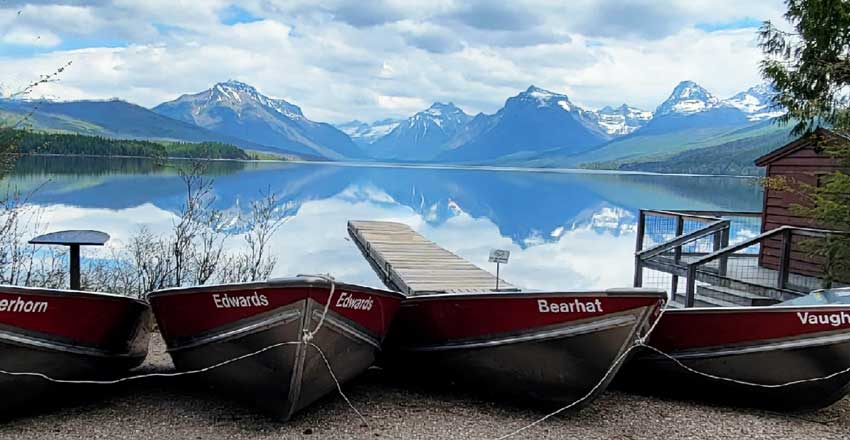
[0,79,788,174]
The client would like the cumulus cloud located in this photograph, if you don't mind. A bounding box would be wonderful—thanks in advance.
[0,0,789,122]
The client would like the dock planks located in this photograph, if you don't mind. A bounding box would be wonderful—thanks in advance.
[348,220,516,295]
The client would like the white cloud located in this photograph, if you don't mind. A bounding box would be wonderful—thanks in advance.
[0,0,789,121]
[2,27,61,47]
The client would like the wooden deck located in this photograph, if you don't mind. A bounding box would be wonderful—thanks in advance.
[347,220,516,295]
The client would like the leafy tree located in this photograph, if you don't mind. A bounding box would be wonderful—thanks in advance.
[760,0,850,286]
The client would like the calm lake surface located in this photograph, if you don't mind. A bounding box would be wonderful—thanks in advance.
[3,156,764,291]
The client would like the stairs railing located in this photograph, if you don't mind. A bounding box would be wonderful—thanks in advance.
[632,209,848,307]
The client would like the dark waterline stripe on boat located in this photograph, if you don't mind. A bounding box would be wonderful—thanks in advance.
[400,314,637,352]
[311,310,381,349]
[167,308,303,353]
[0,328,138,358]
[645,331,850,361]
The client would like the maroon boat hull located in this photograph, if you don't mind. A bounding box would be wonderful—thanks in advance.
[0,285,152,411]
[384,289,666,406]
[148,277,403,420]
[620,305,850,411]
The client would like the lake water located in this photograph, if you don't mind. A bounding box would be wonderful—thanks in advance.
[3,156,764,291]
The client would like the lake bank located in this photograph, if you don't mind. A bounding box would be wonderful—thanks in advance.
[0,333,846,439]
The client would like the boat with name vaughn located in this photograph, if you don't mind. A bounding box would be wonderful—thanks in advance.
[0,285,152,412]
[147,276,404,420]
[619,288,850,411]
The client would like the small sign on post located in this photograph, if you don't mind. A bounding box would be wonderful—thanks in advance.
[489,249,510,291]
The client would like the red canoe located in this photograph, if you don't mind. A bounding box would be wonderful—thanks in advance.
[148,276,404,420]
[383,289,666,405]
[620,304,850,411]
[0,285,152,410]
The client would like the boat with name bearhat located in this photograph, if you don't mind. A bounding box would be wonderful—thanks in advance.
[619,287,850,411]
[348,220,666,406]
[0,230,152,413]
[147,275,404,420]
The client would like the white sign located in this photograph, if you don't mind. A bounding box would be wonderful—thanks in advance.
[489,249,510,264]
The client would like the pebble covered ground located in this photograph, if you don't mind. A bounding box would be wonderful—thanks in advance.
[0,334,848,439]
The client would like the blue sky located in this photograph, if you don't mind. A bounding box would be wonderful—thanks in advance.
[0,1,788,122]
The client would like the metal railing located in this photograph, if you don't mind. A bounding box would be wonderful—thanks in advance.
[635,209,849,307]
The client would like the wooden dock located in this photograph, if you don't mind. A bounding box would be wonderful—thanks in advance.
[347,220,517,295]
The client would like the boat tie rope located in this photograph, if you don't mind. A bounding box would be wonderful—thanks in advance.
[3,297,850,437]
[0,273,371,428]
[491,301,667,440]
[492,302,850,439]
[297,273,336,343]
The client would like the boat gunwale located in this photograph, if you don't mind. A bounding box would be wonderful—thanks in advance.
[0,284,149,307]
[399,288,667,303]
[661,303,850,314]
[146,277,405,301]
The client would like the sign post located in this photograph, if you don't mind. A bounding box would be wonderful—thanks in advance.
[488,249,510,291]
[29,230,110,290]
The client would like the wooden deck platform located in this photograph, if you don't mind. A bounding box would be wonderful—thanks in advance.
[347,220,517,295]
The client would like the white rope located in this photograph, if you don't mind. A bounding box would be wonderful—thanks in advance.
[491,302,850,439]
[0,274,370,428]
[491,302,666,440]
[298,273,336,343]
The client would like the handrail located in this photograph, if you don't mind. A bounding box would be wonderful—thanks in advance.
[672,210,762,217]
[689,225,850,268]
[640,209,723,222]
[637,219,729,260]
[689,226,788,267]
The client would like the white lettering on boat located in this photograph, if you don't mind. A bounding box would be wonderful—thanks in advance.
[796,311,850,327]
[212,292,269,309]
[335,292,374,311]
[0,297,48,313]
[537,299,603,314]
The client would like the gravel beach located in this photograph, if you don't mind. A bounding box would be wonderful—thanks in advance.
[0,334,848,440]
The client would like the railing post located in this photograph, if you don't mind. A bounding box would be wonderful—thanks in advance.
[718,227,730,277]
[670,215,684,299]
[778,228,792,290]
[633,210,646,288]
[673,216,684,263]
[685,265,696,308]
[635,210,646,253]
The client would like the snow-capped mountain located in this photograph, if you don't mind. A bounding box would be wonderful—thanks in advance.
[336,119,402,146]
[152,80,364,159]
[437,86,611,162]
[725,84,783,121]
[654,80,727,116]
[367,102,472,160]
[591,104,653,136]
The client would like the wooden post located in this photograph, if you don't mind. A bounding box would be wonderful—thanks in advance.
[69,244,81,291]
[670,215,684,299]
[778,228,792,290]
[633,210,646,288]
[685,265,697,308]
[718,227,730,277]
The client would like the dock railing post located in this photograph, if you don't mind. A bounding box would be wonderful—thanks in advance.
[778,228,792,290]
[671,215,684,296]
[633,210,646,288]
[685,265,697,307]
[718,227,730,277]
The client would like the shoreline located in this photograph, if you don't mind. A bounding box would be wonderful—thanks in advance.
[22,153,761,179]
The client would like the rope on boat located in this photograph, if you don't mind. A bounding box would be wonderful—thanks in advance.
[0,274,371,428]
[491,301,668,440]
[491,302,850,439]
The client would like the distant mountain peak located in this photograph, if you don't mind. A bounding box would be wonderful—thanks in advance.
[656,80,723,116]
[153,81,363,159]
[725,83,783,121]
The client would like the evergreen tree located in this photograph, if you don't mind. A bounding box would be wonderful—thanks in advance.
[760,0,850,286]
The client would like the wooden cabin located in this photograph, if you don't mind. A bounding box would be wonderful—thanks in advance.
[754,127,848,277]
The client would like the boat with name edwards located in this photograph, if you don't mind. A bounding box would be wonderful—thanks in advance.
[0,285,152,411]
[147,276,404,420]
